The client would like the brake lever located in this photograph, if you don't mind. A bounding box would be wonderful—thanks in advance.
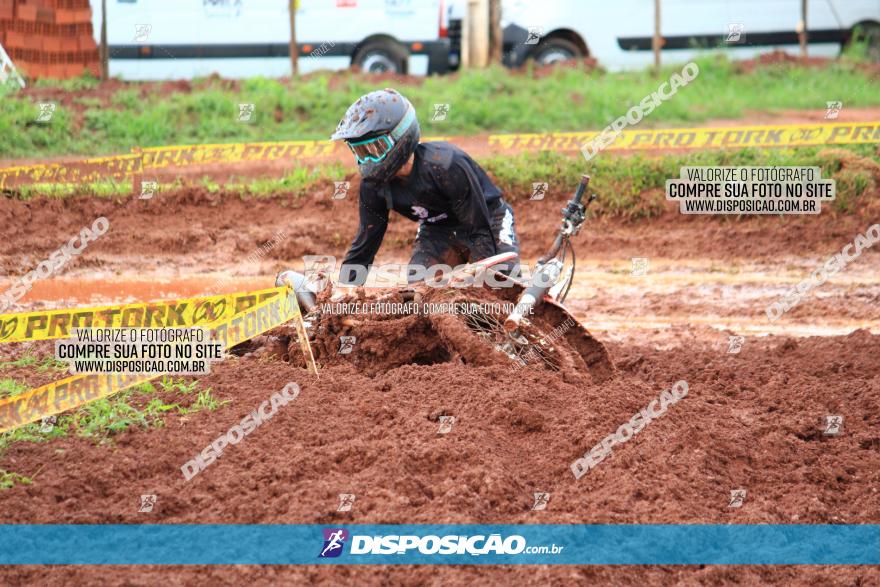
[563,193,596,235]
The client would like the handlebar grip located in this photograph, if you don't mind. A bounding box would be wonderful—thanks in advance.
[572,174,590,204]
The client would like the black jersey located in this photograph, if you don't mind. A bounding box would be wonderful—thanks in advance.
[339,141,503,285]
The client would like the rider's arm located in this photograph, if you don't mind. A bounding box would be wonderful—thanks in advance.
[339,182,389,285]
[442,159,496,260]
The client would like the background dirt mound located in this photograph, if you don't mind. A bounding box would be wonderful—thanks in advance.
[733,49,833,73]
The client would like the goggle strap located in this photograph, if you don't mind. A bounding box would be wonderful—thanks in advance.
[389,103,416,141]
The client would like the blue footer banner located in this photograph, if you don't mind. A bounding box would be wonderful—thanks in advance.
[0,524,877,565]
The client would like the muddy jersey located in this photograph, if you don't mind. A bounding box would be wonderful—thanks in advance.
[340,141,503,285]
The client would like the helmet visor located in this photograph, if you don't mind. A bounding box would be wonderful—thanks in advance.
[347,134,395,164]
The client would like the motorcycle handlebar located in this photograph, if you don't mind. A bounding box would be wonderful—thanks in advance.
[572,174,590,205]
[537,175,593,264]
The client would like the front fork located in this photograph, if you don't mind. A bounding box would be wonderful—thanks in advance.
[503,258,563,333]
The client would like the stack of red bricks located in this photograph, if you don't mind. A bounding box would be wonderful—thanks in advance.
[0,0,100,79]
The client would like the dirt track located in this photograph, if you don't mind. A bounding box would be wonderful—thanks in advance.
[0,183,878,585]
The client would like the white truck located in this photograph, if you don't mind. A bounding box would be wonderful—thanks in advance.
[92,0,452,79]
[94,0,879,79]
[466,0,880,70]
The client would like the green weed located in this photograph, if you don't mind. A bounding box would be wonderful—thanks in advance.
[0,353,38,370]
[0,378,27,398]
[158,376,198,394]
[181,388,229,413]
[37,356,69,373]
[0,375,228,454]
[0,469,33,490]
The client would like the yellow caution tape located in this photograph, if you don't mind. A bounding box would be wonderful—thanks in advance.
[0,286,302,434]
[138,140,340,170]
[0,287,284,344]
[1,122,877,188]
[488,122,880,153]
[0,154,142,189]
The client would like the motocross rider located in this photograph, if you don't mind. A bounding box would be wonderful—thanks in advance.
[330,88,520,285]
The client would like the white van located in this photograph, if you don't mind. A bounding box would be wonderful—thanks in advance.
[93,0,451,80]
[481,0,880,70]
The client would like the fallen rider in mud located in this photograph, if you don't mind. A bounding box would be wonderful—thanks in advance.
[330,88,521,286]
[271,109,614,380]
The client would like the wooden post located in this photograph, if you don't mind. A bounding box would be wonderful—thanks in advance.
[467,0,489,68]
[652,0,661,72]
[489,0,502,64]
[799,0,808,58]
[461,1,470,68]
[289,0,298,75]
[100,0,108,80]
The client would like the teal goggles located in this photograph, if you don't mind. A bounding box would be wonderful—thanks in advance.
[346,106,416,165]
[348,134,395,164]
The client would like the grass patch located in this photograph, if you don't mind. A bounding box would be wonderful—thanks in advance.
[9,144,878,218]
[11,161,348,201]
[0,352,68,373]
[157,376,198,395]
[0,469,33,490]
[0,375,229,456]
[0,378,27,398]
[486,144,880,218]
[2,54,878,158]
[13,177,132,200]
[0,353,38,370]
[36,356,68,373]
[182,388,228,413]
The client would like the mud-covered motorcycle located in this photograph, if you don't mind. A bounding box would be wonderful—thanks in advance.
[275,175,614,382]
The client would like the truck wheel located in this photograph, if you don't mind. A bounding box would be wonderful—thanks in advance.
[849,23,880,61]
[353,40,408,74]
[532,37,583,65]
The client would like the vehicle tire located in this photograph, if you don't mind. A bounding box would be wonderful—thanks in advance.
[848,23,880,61]
[531,37,583,65]
[353,39,408,74]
